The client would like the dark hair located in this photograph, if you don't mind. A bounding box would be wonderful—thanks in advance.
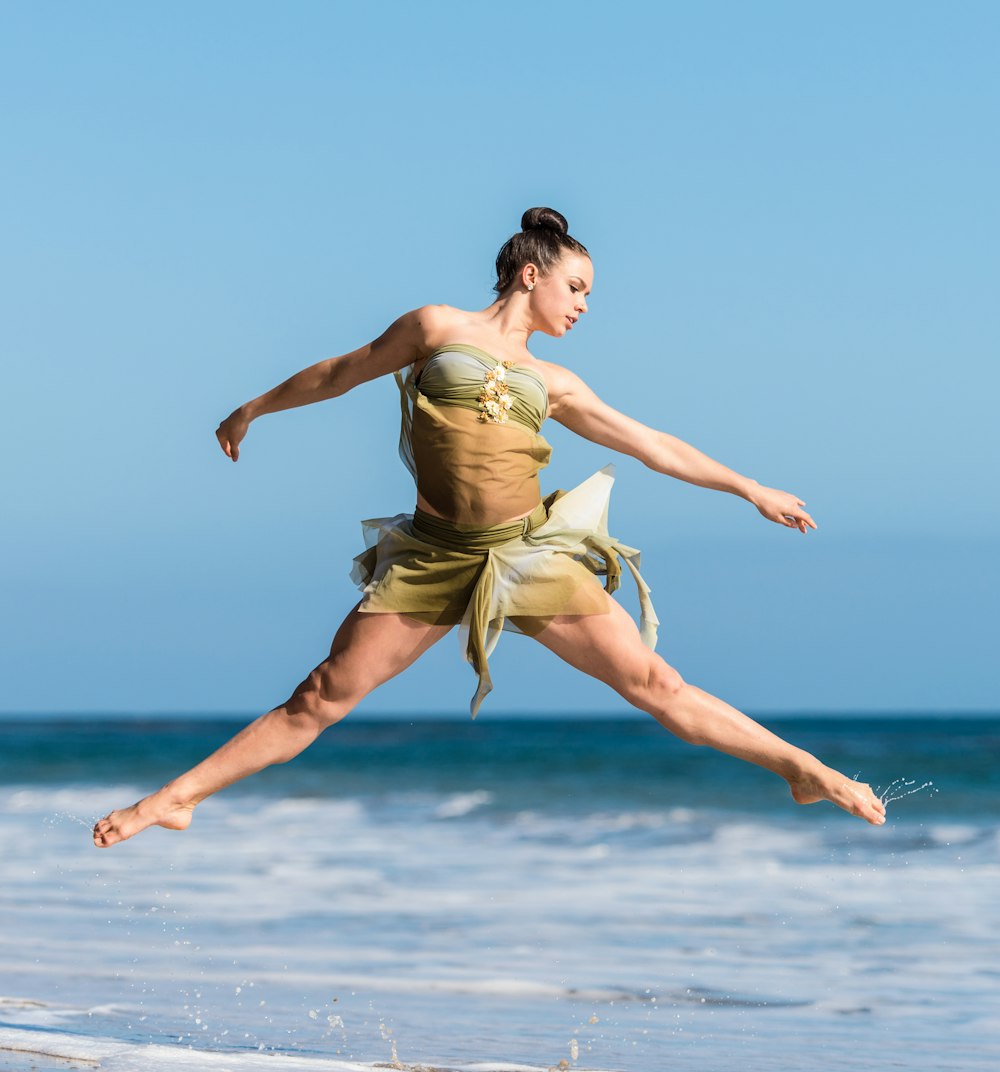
[493,207,590,296]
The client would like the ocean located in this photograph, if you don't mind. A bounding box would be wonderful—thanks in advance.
[1,714,997,1072]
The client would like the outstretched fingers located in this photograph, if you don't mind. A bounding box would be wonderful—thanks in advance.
[780,501,816,533]
[782,502,816,533]
[752,486,817,532]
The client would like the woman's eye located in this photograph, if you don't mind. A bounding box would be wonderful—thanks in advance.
[569,285,578,293]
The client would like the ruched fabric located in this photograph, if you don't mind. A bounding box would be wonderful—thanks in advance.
[395,347,553,527]
[351,464,659,717]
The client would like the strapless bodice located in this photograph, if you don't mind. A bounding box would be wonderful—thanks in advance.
[416,345,548,431]
[393,343,553,527]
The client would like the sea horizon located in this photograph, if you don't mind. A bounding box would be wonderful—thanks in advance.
[2,707,998,721]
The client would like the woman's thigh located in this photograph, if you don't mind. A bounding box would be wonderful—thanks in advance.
[518,593,684,703]
[288,603,454,711]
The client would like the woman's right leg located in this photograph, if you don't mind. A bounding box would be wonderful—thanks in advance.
[521,596,887,826]
[93,605,452,847]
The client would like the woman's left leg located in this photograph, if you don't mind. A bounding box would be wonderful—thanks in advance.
[523,596,887,826]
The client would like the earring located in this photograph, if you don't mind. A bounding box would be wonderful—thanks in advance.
[527,283,534,291]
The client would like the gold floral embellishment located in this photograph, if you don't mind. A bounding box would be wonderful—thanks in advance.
[478,361,516,423]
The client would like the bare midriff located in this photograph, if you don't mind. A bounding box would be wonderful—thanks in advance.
[410,403,552,528]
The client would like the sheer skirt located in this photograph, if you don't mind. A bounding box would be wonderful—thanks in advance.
[351,465,659,716]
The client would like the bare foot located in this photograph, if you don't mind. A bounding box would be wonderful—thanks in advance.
[93,788,195,848]
[788,762,887,826]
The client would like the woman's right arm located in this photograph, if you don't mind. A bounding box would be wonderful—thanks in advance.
[215,305,441,461]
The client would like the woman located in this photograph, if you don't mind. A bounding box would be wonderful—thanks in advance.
[93,207,886,847]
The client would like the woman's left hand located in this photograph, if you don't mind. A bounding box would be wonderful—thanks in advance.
[747,485,817,533]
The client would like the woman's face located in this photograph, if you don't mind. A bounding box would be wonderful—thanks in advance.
[526,251,593,338]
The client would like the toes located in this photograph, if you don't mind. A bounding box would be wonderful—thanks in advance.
[858,795,886,825]
[92,815,121,847]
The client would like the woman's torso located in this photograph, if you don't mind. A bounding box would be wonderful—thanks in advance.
[401,344,554,528]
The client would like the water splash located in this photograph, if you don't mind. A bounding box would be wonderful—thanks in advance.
[45,811,95,830]
[872,777,938,806]
[378,1019,403,1069]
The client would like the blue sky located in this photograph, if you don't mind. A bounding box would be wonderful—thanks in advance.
[2,2,997,716]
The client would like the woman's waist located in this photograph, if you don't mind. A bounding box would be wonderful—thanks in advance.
[414,471,542,524]
[411,498,548,551]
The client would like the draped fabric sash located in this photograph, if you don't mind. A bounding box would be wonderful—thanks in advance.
[351,464,660,717]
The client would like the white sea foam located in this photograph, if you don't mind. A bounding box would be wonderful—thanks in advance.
[433,790,494,819]
[3,780,999,1071]
[1,1024,550,1072]
[5,785,148,816]
[926,823,983,846]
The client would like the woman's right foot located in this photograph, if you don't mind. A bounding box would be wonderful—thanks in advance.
[93,790,195,848]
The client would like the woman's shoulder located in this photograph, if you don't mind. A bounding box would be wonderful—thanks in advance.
[408,304,480,353]
[406,304,543,372]
[527,357,583,398]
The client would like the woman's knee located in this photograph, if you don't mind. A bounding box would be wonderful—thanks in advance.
[618,653,685,710]
[285,657,372,727]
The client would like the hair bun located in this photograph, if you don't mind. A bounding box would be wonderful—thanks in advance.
[493,207,588,296]
[521,206,569,235]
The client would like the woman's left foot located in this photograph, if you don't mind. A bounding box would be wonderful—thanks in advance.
[788,762,887,825]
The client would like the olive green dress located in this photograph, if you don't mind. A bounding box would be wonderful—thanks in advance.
[351,344,659,715]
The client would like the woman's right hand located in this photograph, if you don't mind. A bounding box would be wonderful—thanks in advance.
[215,407,250,461]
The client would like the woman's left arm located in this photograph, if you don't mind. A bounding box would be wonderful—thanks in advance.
[548,366,817,533]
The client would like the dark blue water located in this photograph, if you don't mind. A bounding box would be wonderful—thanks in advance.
[2,713,995,818]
